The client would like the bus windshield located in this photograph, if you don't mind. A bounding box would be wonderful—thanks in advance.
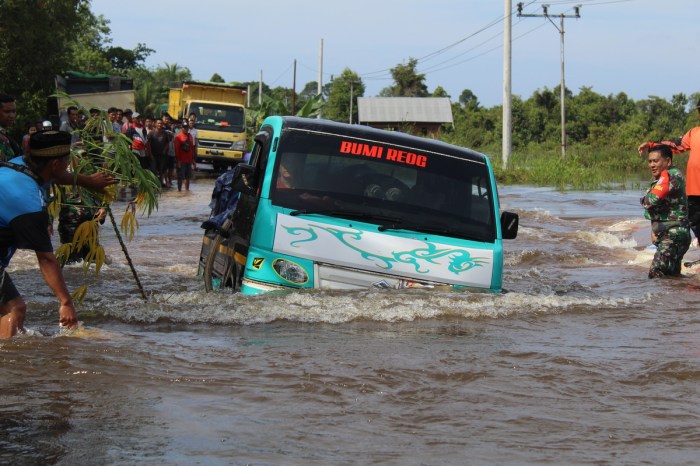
[269,128,496,243]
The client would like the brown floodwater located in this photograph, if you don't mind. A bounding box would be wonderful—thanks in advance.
[2,174,700,465]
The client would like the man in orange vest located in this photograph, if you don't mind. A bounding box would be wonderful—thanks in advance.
[638,100,700,244]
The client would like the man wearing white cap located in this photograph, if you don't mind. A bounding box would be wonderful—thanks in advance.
[125,112,152,170]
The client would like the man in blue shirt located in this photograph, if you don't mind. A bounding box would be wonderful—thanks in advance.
[0,131,81,337]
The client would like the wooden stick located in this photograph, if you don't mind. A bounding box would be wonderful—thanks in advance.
[107,206,148,301]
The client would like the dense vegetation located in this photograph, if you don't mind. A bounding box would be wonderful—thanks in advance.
[2,1,697,188]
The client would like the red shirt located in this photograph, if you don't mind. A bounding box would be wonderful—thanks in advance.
[174,131,195,164]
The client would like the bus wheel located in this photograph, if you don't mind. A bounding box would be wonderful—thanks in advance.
[203,233,240,292]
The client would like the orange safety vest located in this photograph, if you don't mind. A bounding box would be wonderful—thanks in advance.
[655,126,700,196]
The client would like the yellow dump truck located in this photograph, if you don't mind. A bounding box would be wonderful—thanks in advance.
[168,81,247,170]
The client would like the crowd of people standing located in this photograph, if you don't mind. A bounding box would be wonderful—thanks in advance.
[2,104,200,193]
[62,106,198,192]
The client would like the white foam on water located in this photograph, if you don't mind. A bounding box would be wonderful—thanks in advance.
[85,286,653,325]
[607,218,647,232]
[55,322,126,340]
[628,248,655,266]
[528,207,555,221]
[16,327,43,337]
[575,230,638,250]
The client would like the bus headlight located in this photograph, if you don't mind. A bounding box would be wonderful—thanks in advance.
[272,259,309,284]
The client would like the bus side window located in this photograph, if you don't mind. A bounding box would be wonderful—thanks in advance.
[249,126,273,193]
[470,177,491,223]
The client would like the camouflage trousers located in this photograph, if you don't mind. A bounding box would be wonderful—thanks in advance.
[58,194,99,264]
[649,226,691,278]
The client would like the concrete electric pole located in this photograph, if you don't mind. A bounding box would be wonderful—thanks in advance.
[503,0,512,170]
[517,2,581,158]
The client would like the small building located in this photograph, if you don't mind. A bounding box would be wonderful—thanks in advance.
[357,97,454,137]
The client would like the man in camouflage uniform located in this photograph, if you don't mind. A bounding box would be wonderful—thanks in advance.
[641,144,691,278]
[57,110,109,265]
[57,189,104,264]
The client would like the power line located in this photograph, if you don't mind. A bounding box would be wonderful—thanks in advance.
[357,1,548,83]
[358,1,538,79]
[358,0,635,82]
[269,0,637,92]
[517,1,582,157]
[420,18,550,74]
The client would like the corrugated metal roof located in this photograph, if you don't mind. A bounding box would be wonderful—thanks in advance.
[357,97,453,124]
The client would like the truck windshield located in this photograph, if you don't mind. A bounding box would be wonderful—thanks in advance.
[189,103,244,132]
[269,128,497,243]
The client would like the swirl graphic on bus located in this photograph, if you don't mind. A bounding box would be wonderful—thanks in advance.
[283,223,488,275]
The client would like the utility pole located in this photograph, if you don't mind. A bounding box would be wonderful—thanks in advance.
[349,80,355,124]
[318,39,323,96]
[259,69,263,106]
[502,0,512,170]
[291,59,297,115]
[318,38,324,118]
[517,3,581,158]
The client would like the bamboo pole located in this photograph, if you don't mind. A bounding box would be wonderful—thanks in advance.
[107,206,147,301]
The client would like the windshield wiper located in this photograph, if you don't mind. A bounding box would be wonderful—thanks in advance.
[290,208,401,223]
[378,222,486,242]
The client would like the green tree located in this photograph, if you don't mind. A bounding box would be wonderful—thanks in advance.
[386,58,429,97]
[104,43,154,72]
[458,89,480,111]
[324,68,364,123]
[444,100,498,149]
[266,86,294,111]
[432,86,450,98]
[0,0,93,136]
[210,73,225,83]
[235,81,270,108]
[67,12,113,74]
[130,62,191,116]
[247,94,324,137]
[299,81,321,105]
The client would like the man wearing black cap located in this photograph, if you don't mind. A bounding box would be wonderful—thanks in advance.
[639,101,700,244]
[0,130,80,337]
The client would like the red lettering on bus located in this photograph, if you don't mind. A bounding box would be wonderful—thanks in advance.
[362,144,383,158]
[340,141,384,158]
[344,142,427,167]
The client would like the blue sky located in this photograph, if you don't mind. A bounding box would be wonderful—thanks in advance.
[91,0,700,108]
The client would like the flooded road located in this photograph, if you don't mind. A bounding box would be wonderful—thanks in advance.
[2,174,700,465]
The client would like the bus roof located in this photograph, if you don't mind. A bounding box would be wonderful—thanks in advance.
[271,116,489,165]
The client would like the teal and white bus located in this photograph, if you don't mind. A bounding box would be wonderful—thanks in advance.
[199,116,518,294]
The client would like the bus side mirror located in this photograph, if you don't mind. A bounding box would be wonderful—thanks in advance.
[233,163,256,195]
[500,211,519,239]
